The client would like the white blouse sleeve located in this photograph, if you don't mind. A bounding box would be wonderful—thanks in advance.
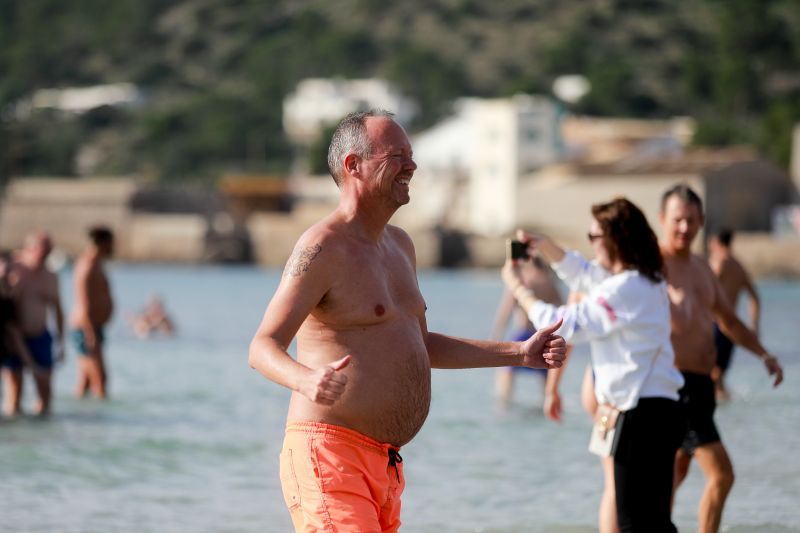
[551,250,611,292]
[528,280,633,343]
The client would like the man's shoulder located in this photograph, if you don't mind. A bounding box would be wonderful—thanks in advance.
[727,255,750,277]
[283,221,351,278]
[74,253,99,275]
[689,253,715,275]
[14,262,57,282]
[294,219,351,257]
[385,224,414,252]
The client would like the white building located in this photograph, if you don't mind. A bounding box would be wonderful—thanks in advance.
[410,95,561,236]
[283,78,417,145]
[13,83,145,118]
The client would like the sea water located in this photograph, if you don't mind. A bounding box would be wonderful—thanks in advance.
[1,265,798,532]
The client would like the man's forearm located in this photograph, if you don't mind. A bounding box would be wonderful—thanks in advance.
[720,317,768,358]
[55,304,65,342]
[749,299,760,333]
[248,335,310,391]
[427,332,522,369]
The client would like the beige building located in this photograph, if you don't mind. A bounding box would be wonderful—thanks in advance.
[410,94,562,237]
[516,146,796,257]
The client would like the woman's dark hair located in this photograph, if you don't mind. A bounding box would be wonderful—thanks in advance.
[591,197,664,283]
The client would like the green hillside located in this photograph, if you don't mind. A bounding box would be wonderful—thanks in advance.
[1,0,799,181]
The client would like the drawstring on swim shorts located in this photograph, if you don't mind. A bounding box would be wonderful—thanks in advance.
[388,448,403,482]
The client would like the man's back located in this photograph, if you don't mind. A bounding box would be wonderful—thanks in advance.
[710,254,750,309]
[506,258,562,332]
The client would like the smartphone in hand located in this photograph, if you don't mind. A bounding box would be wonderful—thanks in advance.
[506,239,529,261]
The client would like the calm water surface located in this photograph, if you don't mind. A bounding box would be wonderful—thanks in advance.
[1,264,798,532]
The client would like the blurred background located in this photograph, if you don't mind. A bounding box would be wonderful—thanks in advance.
[1,0,799,271]
[2,2,800,532]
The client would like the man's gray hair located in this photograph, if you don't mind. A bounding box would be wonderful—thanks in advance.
[327,109,395,187]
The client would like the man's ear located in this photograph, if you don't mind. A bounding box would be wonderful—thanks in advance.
[344,153,360,178]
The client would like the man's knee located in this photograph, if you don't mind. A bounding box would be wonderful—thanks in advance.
[710,463,735,492]
[699,444,735,493]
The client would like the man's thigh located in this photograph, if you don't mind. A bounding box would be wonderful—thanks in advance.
[281,454,383,533]
[280,428,402,532]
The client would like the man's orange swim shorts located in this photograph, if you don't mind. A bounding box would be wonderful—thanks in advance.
[280,422,405,532]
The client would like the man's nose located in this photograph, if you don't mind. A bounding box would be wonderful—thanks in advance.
[405,156,417,171]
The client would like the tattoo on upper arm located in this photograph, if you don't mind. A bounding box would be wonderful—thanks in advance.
[284,244,322,277]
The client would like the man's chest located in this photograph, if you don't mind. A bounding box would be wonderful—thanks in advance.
[668,263,715,308]
[16,274,53,302]
[318,257,425,324]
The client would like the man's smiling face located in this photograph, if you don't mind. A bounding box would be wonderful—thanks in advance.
[660,194,704,252]
[361,117,417,207]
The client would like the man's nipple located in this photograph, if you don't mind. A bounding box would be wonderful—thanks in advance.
[374,304,385,317]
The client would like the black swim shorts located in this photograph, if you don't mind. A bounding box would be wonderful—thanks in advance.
[679,371,721,454]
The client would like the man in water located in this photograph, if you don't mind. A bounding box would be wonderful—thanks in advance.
[659,184,783,533]
[71,226,114,399]
[2,232,65,416]
[131,294,175,338]
[490,246,571,415]
[249,109,566,532]
[707,228,760,401]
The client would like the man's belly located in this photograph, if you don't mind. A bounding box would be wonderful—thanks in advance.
[672,326,717,375]
[88,300,113,326]
[288,326,432,446]
[18,300,49,336]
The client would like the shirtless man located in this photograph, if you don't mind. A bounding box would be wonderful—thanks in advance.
[1,232,65,416]
[71,227,114,399]
[131,294,175,338]
[490,246,570,413]
[707,228,760,400]
[659,184,783,533]
[248,110,566,532]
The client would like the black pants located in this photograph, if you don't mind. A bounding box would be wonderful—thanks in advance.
[614,397,685,533]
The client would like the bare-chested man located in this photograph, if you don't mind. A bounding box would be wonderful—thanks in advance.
[248,110,567,532]
[659,184,783,533]
[490,246,571,413]
[70,227,114,399]
[2,232,65,416]
[707,228,760,401]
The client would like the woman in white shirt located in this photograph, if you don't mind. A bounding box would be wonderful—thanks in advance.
[502,197,685,533]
